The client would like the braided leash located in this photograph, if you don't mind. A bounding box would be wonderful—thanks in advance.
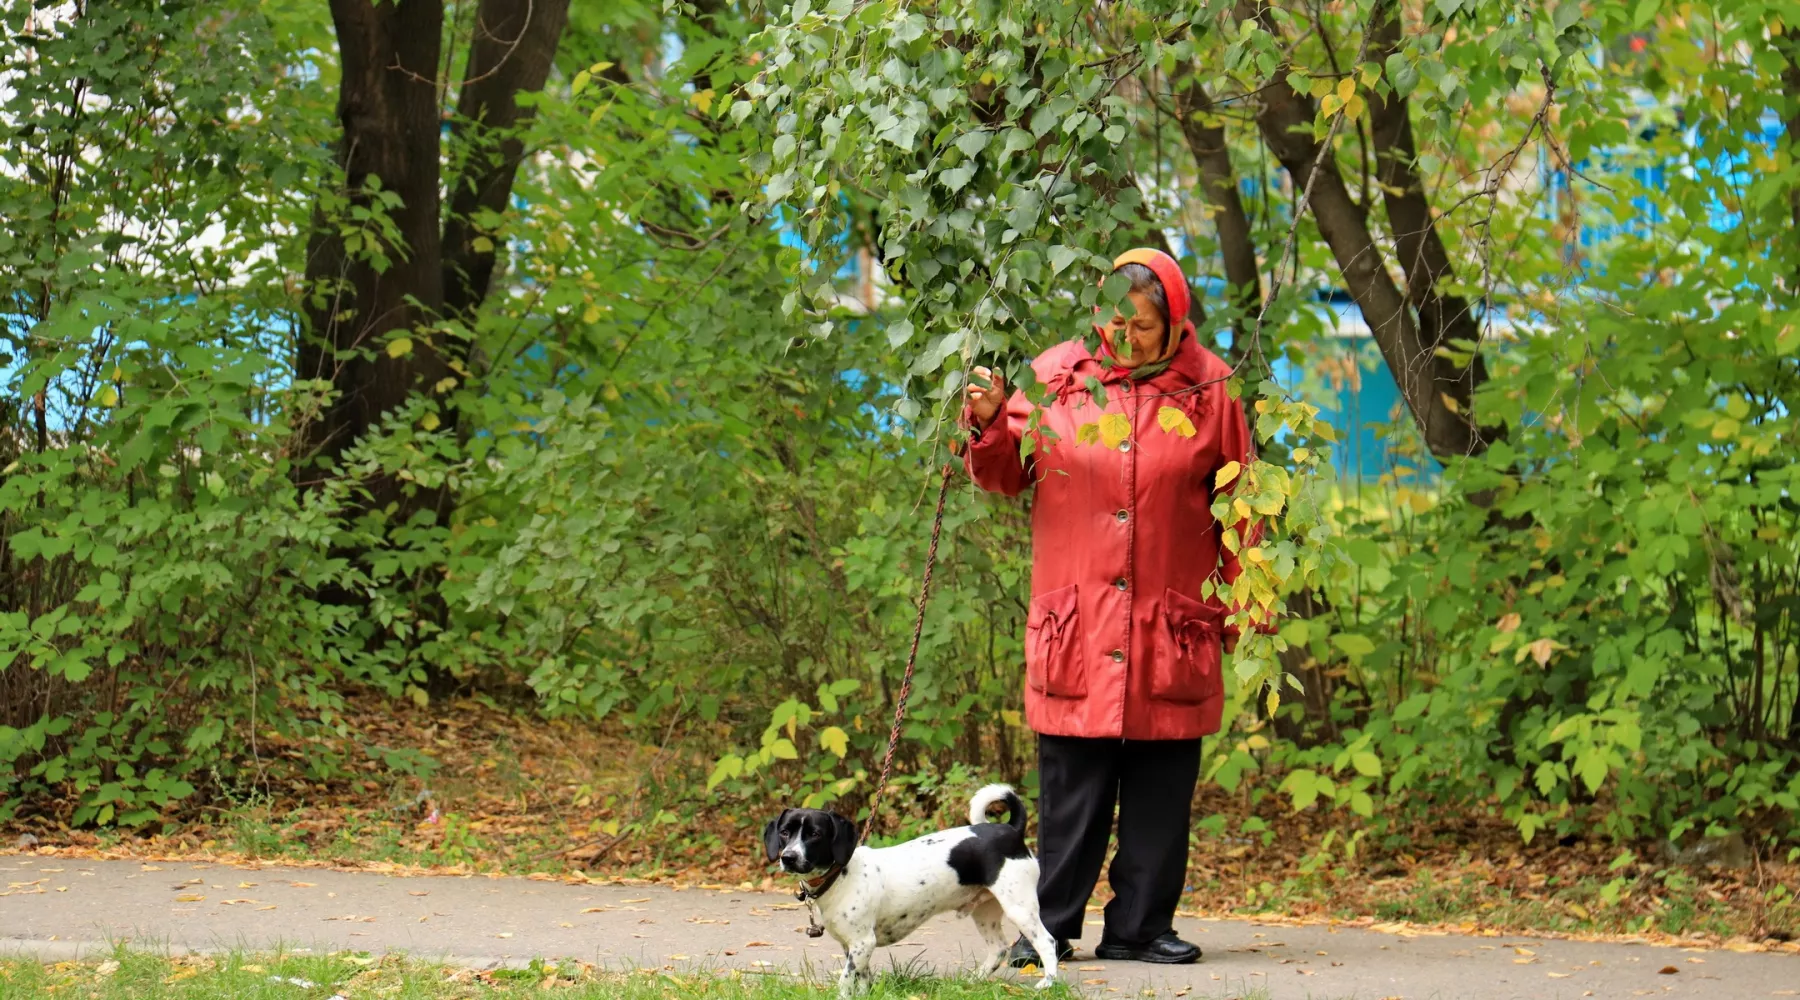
[858,458,957,844]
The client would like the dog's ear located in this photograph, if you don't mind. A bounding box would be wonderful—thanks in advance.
[829,813,859,867]
[763,810,790,862]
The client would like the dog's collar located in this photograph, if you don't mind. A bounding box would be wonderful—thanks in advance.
[795,861,847,903]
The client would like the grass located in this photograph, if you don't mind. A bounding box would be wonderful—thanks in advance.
[0,951,1276,1000]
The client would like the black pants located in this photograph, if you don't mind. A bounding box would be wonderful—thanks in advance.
[1035,734,1201,945]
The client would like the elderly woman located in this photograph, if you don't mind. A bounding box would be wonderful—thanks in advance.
[962,248,1256,966]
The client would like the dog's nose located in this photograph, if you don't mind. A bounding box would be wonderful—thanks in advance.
[779,850,802,869]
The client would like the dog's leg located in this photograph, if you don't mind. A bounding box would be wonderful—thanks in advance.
[970,894,1010,978]
[838,936,876,997]
[992,864,1060,988]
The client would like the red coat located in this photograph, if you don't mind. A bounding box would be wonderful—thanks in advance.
[965,329,1256,742]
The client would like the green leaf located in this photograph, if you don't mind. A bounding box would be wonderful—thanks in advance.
[1553,0,1583,34]
[1331,633,1375,658]
[953,130,991,157]
[1632,0,1660,28]
[768,738,799,761]
[1048,244,1082,275]
[1000,128,1035,159]
[1351,752,1382,777]
[387,337,413,358]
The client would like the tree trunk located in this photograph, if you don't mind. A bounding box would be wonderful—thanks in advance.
[1170,69,1262,362]
[1237,0,1486,463]
[299,0,449,520]
[442,0,573,332]
[1365,0,1494,448]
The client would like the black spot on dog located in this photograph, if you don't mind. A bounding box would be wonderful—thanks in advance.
[946,824,1029,886]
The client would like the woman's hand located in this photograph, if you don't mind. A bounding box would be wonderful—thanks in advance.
[965,366,1007,430]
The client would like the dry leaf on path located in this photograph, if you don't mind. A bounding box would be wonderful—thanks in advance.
[174,894,205,902]
[1659,966,1679,975]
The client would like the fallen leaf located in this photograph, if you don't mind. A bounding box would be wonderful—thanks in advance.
[1549,972,1571,978]
[1078,966,1105,972]
[580,907,610,913]
[409,890,429,897]
[238,882,257,889]
[1514,947,1536,956]
[1659,966,1679,975]
[1082,979,1106,986]
[95,960,119,976]
[622,897,650,903]
[1687,957,1705,964]
[256,906,277,911]
[670,955,689,961]
[289,881,315,888]
[744,941,771,948]
[1513,958,1537,965]
[174,894,205,902]
[220,899,258,905]
[497,932,514,938]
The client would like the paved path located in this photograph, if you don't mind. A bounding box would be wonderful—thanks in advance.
[2,855,1795,999]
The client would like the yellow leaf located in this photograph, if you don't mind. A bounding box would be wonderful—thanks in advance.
[433,376,458,394]
[1098,412,1131,449]
[421,412,440,432]
[1076,422,1101,446]
[98,386,118,407]
[583,304,602,324]
[1215,460,1243,489]
[1359,62,1380,87]
[1244,547,1267,564]
[1320,94,1342,116]
[175,894,205,902]
[819,725,849,758]
[690,88,716,114]
[1344,94,1365,119]
[1440,392,1461,415]
[471,235,494,253]
[1497,613,1522,633]
[1292,447,1311,462]
[1157,406,1196,438]
[1265,689,1280,717]
[387,337,413,358]
[1233,497,1252,521]
[1337,77,1355,102]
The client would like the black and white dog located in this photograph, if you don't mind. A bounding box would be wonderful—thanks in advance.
[763,784,1060,995]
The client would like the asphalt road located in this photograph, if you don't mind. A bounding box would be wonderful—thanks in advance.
[3,855,1796,999]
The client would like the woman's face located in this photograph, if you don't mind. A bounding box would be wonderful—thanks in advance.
[1103,290,1168,368]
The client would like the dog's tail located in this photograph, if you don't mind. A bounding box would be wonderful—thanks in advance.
[969,783,1026,831]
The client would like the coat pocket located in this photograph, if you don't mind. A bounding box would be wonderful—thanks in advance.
[1025,584,1085,698]
[1153,588,1223,704]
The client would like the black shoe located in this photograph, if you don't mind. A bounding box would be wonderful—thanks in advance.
[1093,931,1201,964]
[1006,935,1075,968]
